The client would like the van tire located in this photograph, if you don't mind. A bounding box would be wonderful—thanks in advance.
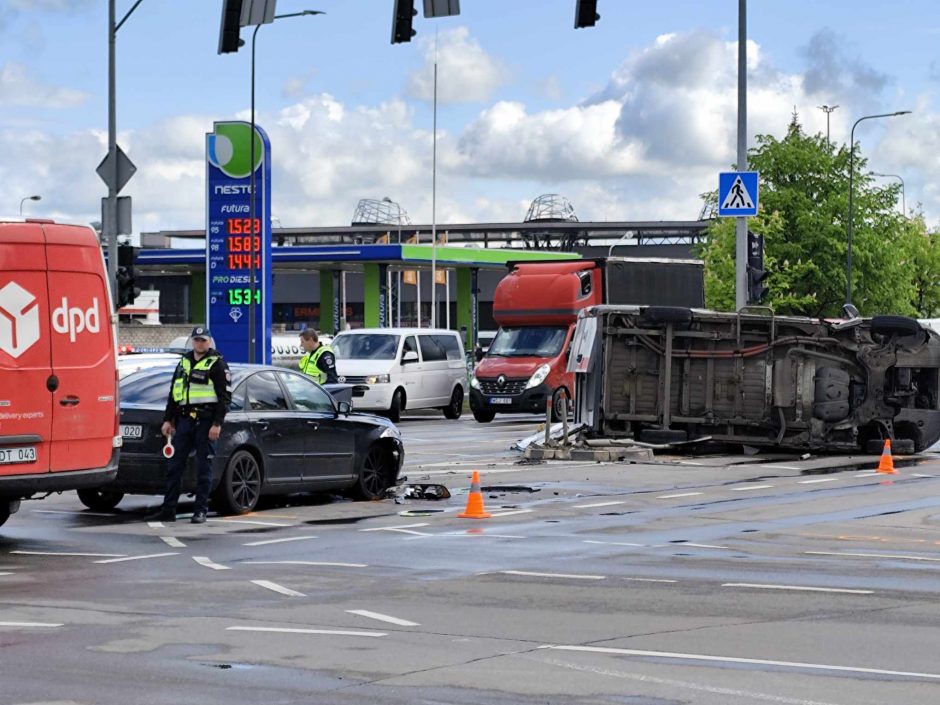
[387,389,405,423]
[473,408,496,423]
[213,449,262,515]
[870,315,922,337]
[551,388,570,422]
[76,488,124,511]
[443,387,463,420]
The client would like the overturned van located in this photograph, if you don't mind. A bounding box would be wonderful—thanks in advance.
[571,305,940,453]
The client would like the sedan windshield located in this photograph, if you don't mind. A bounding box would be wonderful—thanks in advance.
[333,334,400,360]
[488,326,568,357]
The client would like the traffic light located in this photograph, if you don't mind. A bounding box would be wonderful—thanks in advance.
[746,231,770,304]
[116,244,141,309]
[391,0,417,43]
[218,0,245,54]
[574,0,600,28]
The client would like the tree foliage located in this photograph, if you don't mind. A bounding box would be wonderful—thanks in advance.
[695,117,940,317]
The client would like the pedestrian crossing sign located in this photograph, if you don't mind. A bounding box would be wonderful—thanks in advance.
[718,171,759,217]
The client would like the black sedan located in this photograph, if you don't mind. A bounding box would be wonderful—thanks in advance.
[77,364,404,514]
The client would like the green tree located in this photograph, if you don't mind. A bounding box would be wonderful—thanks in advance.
[696,115,933,317]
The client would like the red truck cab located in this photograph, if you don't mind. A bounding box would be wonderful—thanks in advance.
[0,220,120,527]
[470,261,602,422]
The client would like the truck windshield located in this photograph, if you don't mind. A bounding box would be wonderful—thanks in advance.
[488,326,567,357]
[333,334,401,360]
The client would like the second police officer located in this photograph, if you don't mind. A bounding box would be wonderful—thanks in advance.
[298,329,338,384]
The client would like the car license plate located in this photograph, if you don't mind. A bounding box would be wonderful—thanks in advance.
[121,424,143,439]
[0,446,37,465]
[489,397,513,405]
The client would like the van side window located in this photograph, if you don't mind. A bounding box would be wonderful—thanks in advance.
[403,335,418,357]
[432,334,462,361]
[247,371,288,411]
[418,335,446,362]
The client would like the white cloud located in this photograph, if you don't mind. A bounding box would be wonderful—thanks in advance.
[0,62,87,108]
[406,27,507,104]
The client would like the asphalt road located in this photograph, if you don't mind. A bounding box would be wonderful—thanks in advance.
[2,412,940,704]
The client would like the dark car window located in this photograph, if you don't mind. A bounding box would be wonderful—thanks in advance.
[403,335,418,355]
[279,372,334,413]
[246,371,288,411]
[418,335,446,362]
[119,365,176,404]
[433,334,462,361]
[229,382,246,412]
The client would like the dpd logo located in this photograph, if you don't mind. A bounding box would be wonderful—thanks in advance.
[0,281,41,359]
[52,297,101,343]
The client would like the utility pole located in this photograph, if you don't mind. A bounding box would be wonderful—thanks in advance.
[818,104,838,149]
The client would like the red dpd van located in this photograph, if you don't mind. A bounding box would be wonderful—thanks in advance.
[0,220,120,527]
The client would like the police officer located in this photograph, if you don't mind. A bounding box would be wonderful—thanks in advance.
[298,329,337,384]
[147,326,231,524]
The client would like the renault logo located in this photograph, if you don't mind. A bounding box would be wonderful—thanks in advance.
[497,375,506,388]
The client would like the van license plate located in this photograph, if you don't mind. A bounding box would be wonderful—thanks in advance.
[121,424,143,439]
[0,446,37,465]
[489,397,513,405]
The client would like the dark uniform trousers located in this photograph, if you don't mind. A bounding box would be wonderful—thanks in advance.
[164,413,215,514]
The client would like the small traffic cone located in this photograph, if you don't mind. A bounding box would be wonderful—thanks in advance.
[877,439,897,474]
[458,471,491,519]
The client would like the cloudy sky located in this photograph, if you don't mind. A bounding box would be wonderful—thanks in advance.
[1,0,938,237]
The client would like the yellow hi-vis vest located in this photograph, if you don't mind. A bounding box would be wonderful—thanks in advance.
[172,355,221,406]
[299,344,333,384]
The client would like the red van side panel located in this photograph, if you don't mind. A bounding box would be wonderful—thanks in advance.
[44,224,117,473]
[0,223,53,475]
[493,261,603,326]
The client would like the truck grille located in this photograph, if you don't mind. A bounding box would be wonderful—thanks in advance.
[479,378,527,395]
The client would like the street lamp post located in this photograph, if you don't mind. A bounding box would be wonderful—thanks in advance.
[19,195,41,216]
[248,10,322,363]
[871,172,906,215]
[817,104,838,149]
[846,110,911,305]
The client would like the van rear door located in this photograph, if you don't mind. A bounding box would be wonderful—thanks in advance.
[0,223,53,474]
[44,224,117,473]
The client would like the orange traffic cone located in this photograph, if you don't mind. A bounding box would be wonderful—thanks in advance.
[458,471,491,519]
[877,439,897,474]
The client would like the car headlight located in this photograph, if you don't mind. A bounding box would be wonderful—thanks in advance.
[367,374,390,385]
[380,426,401,439]
[470,375,481,390]
[525,364,551,390]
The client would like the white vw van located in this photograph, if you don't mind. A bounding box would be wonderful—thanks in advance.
[331,328,467,422]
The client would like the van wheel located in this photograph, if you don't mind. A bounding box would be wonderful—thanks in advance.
[551,389,569,422]
[387,389,404,423]
[76,488,125,511]
[352,445,389,500]
[443,387,463,419]
[473,408,495,423]
[871,315,922,337]
[213,450,262,515]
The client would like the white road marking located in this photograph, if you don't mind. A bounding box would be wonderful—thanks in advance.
[723,582,873,594]
[382,528,432,536]
[730,484,774,491]
[361,522,429,532]
[538,644,940,680]
[501,570,605,580]
[488,509,534,517]
[656,492,703,499]
[193,556,229,571]
[251,580,305,597]
[675,461,704,466]
[624,577,678,583]
[911,473,934,478]
[584,540,646,547]
[147,521,166,528]
[764,464,801,470]
[806,550,940,563]
[854,471,879,477]
[242,536,318,547]
[798,477,839,484]
[0,572,12,576]
[94,552,179,564]
[346,609,419,627]
[160,537,186,548]
[575,500,626,508]
[0,621,63,628]
[245,560,368,568]
[410,532,525,539]
[32,509,116,517]
[227,625,385,638]
[12,550,125,558]
[208,518,290,527]
[678,543,728,550]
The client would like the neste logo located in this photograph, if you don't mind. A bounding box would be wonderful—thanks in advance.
[0,282,41,358]
[52,297,100,343]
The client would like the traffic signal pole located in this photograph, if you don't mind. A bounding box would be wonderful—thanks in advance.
[734,0,748,311]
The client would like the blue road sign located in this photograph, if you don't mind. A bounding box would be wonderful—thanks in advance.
[718,171,759,217]
[205,121,273,365]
